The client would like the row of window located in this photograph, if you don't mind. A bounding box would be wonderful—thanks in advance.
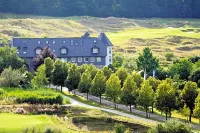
[18,47,100,55]
[61,57,102,63]
[20,39,98,46]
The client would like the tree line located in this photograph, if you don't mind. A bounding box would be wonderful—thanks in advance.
[0,46,200,123]
[0,0,200,18]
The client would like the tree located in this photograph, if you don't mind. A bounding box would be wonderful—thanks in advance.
[137,81,154,118]
[155,80,177,120]
[169,59,193,80]
[31,64,48,88]
[0,46,24,73]
[78,71,92,100]
[32,46,56,70]
[194,94,200,124]
[113,53,124,69]
[190,68,200,87]
[102,66,113,80]
[105,74,121,108]
[65,63,81,94]
[90,70,106,104]
[137,47,159,80]
[51,60,68,92]
[181,81,198,123]
[0,67,24,87]
[148,120,192,133]
[121,75,138,113]
[115,68,128,87]
[131,71,143,88]
[147,76,160,113]
[44,57,54,83]
[87,64,98,80]
[179,104,190,122]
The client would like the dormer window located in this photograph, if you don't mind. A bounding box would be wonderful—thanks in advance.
[92,47,99,54]
[71,40,73,45]
[46,41,49,44]
[53,41,56,44]
[60,47,67,54]
[36,48,41,55]
[94,40,97,43]
[23,47,27,54]
[63,40,66,44]
[38,41,41,44]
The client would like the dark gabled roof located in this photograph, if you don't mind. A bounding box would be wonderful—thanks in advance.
[82,32,90,39]
[98,33,113,46]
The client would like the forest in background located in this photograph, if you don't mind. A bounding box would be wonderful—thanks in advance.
[0,0,200,18]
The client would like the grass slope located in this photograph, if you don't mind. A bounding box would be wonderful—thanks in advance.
[0,113,56,133]
[1,13,200,61]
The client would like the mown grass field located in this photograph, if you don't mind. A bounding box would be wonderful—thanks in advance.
[0,13,200,62]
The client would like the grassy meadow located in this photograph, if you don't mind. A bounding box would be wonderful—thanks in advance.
[0,13,200,63]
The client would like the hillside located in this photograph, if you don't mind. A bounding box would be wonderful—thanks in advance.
[1,13,200,63]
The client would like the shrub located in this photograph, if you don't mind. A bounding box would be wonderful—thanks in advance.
[0,67,24,87]
[148,120,192,133]
[44,127,62,133]
[114,123,126,133]
[165,52,174,61]
[2,89,64,105]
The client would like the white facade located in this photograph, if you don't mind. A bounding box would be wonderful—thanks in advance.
[105,46,113,66]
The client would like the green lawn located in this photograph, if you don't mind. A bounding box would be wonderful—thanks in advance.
[0,113,57,133]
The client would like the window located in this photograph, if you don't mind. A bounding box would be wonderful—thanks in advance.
[90,57,95,62]
[94,40,97,43]
[109,48,112,54]
[61,58,67,62]
[17,47,20,54]
[109,56,112,62]
[78,57,82,62]
[61,48,67,54]
[84,57,89,62]
[97,57,101,62]
[38,41,41,44]
[63,40,66,44]
[92,48,99,54]
[23,47,27,54]
[71,57,76,62]
[71,40,73,45]
[80,40,83,45]
[36,48,41,55]
[53,41,56,44]
[46,41,49,44]
[23,40,26,44]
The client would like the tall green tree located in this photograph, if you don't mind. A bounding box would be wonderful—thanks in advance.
[65,63,81,94]
[102,66,113,80]
[147,76,160,113]
[44,57,54,84]
[115,68,128,87]
[169,59,193,80]
[105,74,121,108]
[194,94,200,124]
[121,75,138,112]
[87,64,98,80]
[90,70,106,104]
[0,46,24,73]
[136,47,159,80]
[78,71,92,100]
[137,81,154,118]
[155,80,177,120]
[181,81,198,123]
[51,59,68,92]
[131,71,144,88]
[31,64,48,88]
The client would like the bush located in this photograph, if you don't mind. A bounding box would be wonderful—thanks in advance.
[44,127,62,133]
[0,67,24,87]
[165,52,174,61]
[114,123,126,133]
[2,89,64,105]
[148,120,192,133]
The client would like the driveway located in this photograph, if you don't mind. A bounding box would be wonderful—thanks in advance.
[51,86,200,130]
